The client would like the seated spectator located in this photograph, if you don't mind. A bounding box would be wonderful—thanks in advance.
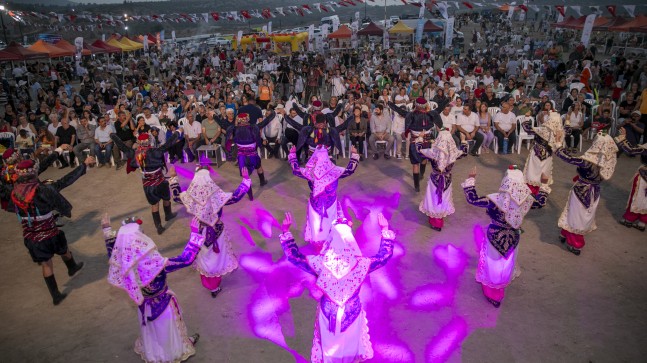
[93,116,114,168]
[74,116,96,165]
[455,105,483,156]
[618,92,638,124]
[368,104,394,160]
[565,102,586,150]
[166,121,185,163]
[260,104,283,159]
[477,103,495,153]
[591,109,613,132]
[55,117,76,168]
[16,129,35,156]
[34,127,56,163]
[348,106,367,161]
[622,111,645,147]
[493,102,517,154]
[180,111,201,162]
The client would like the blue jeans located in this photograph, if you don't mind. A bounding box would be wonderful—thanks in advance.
[94,143,113,165]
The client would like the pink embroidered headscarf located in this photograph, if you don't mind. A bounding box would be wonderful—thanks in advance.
[301,146,345,197]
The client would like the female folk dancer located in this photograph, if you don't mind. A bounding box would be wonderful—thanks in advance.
[279,212,395,363]
[556,134,618,255]
[288,145,359,252]
[616,128,646,231]
[418,129,468,231]
[521,111,565,194]
[2,156,93,305]
[180,166,251,298]
[462,166,549,308]
[101,214,206,363]
[111,131,180,234]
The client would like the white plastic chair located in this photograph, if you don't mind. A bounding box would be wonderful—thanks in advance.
[487,107,501,120]
[515,116,535,154]
[569,82,585,92]
[428,101,439,110]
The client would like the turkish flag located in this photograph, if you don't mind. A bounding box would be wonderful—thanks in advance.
[555,5,565,17]
[463,2,473,9]
[211,12,219,21]
[607,5,616,17]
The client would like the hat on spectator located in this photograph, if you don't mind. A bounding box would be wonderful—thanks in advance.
[631,110,641,116]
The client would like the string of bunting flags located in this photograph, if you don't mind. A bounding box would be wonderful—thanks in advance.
[0,1,642,32]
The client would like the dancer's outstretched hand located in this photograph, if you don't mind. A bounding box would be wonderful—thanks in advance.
[101,213,111,228]
[377,213,389,231]
[168,165,177,178]
[468,166,477,179]
[540,173,549,184]
[84,156,96,166]
[350,146,358,155]
[618,127,626,137]
[289,146,297,154]
[241,167,250,180]
[281,212,293,233]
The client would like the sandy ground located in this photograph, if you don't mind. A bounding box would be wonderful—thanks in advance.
[0,141,646,363]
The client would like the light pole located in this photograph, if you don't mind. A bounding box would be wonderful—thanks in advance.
[0,5,8,44]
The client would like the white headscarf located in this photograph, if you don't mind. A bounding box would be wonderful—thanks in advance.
[419,130,464,172]
[533,111,564,150]
[107,223,167,305]
[487,169,534,229]
[300,146,345,197]
[580,134,618,180]
[306,221,370,306]
[180,168,233,227]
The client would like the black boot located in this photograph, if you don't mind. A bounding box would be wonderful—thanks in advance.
[420,163,426,178]
[259,172,267,186]
[163,202,177,221]
[152,211,165,235]
[44,275,67,306]
[63,253,84,277]
[247,187,254,201]
[413,173,420,192]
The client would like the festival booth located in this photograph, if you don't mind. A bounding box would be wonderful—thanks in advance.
[423,20,443,33]
[327,25,352,49]
[232,33,274,51]
[594,17,629,31]
[91,40,122,54]
[0,50,21,62]
[120,37,144,50]
[357,22,384,48]
[54,39,92,56]
[609,14,647,32]
[1,42,48,61]
[388,22,415,51]
[28,40,74,58]
[107,38,137,52]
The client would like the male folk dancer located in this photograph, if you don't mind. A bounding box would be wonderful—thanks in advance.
[616,129,647,231]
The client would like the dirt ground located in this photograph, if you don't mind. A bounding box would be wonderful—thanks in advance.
[0,143,645,363]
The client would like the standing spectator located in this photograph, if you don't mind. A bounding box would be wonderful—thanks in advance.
[261,104,283,159]
[73,116,96,164]
[257,79,273,109]
[94,116,114,168]
[305,66,323,102]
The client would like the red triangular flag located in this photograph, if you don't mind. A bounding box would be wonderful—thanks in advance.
[240,10,251,19]
[519,5,528,12]
[555,5,565,17]
[462,2,473,9]
[321,5,329,12]
[606,5,616,17]
[401,0,408,4]
[211,12,219,21]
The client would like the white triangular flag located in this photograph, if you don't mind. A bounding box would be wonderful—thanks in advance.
[623,5,635,18]
[571,6,582,17]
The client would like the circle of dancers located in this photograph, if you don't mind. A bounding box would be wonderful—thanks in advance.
[1,92,645,363]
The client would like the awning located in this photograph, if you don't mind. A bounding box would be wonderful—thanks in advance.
[358,22,384,36]
[1,41,48,61]
[328,25,352,39]
[0,49,22,62]
[609,15,647,32]
[423,20,443,32]
[389,22,414,34]
[91,40,122,54]
[54,39,92,56]
[107,38,136,52]
[594,16,629,31]
[120,37,144,50]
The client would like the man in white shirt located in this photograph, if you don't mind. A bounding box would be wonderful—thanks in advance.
[439,105,461,147]
[261,104,284,159]
[137,107,162,129]
[93,116,114,167]
[493,102,517,154]
[455,105,483,156]
[180,111,202,161]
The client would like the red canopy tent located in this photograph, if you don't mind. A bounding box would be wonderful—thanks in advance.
[28,40,74,58]
[327,25,352,39]
[609,15,647,32]
[358,22,384,37]
[1,42,48,61]
[84,41,106,55]
[629,25,647,33]
[594,17,629,31]
[552,16,577,28]
[561,16,587,29]
[0,49,22,62]
[423,20,443,32]
[91,40,122,53]
[54,39,91,56]
[147,34,159,44]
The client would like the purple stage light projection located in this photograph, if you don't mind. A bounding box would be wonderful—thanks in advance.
[173,163,504,362]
